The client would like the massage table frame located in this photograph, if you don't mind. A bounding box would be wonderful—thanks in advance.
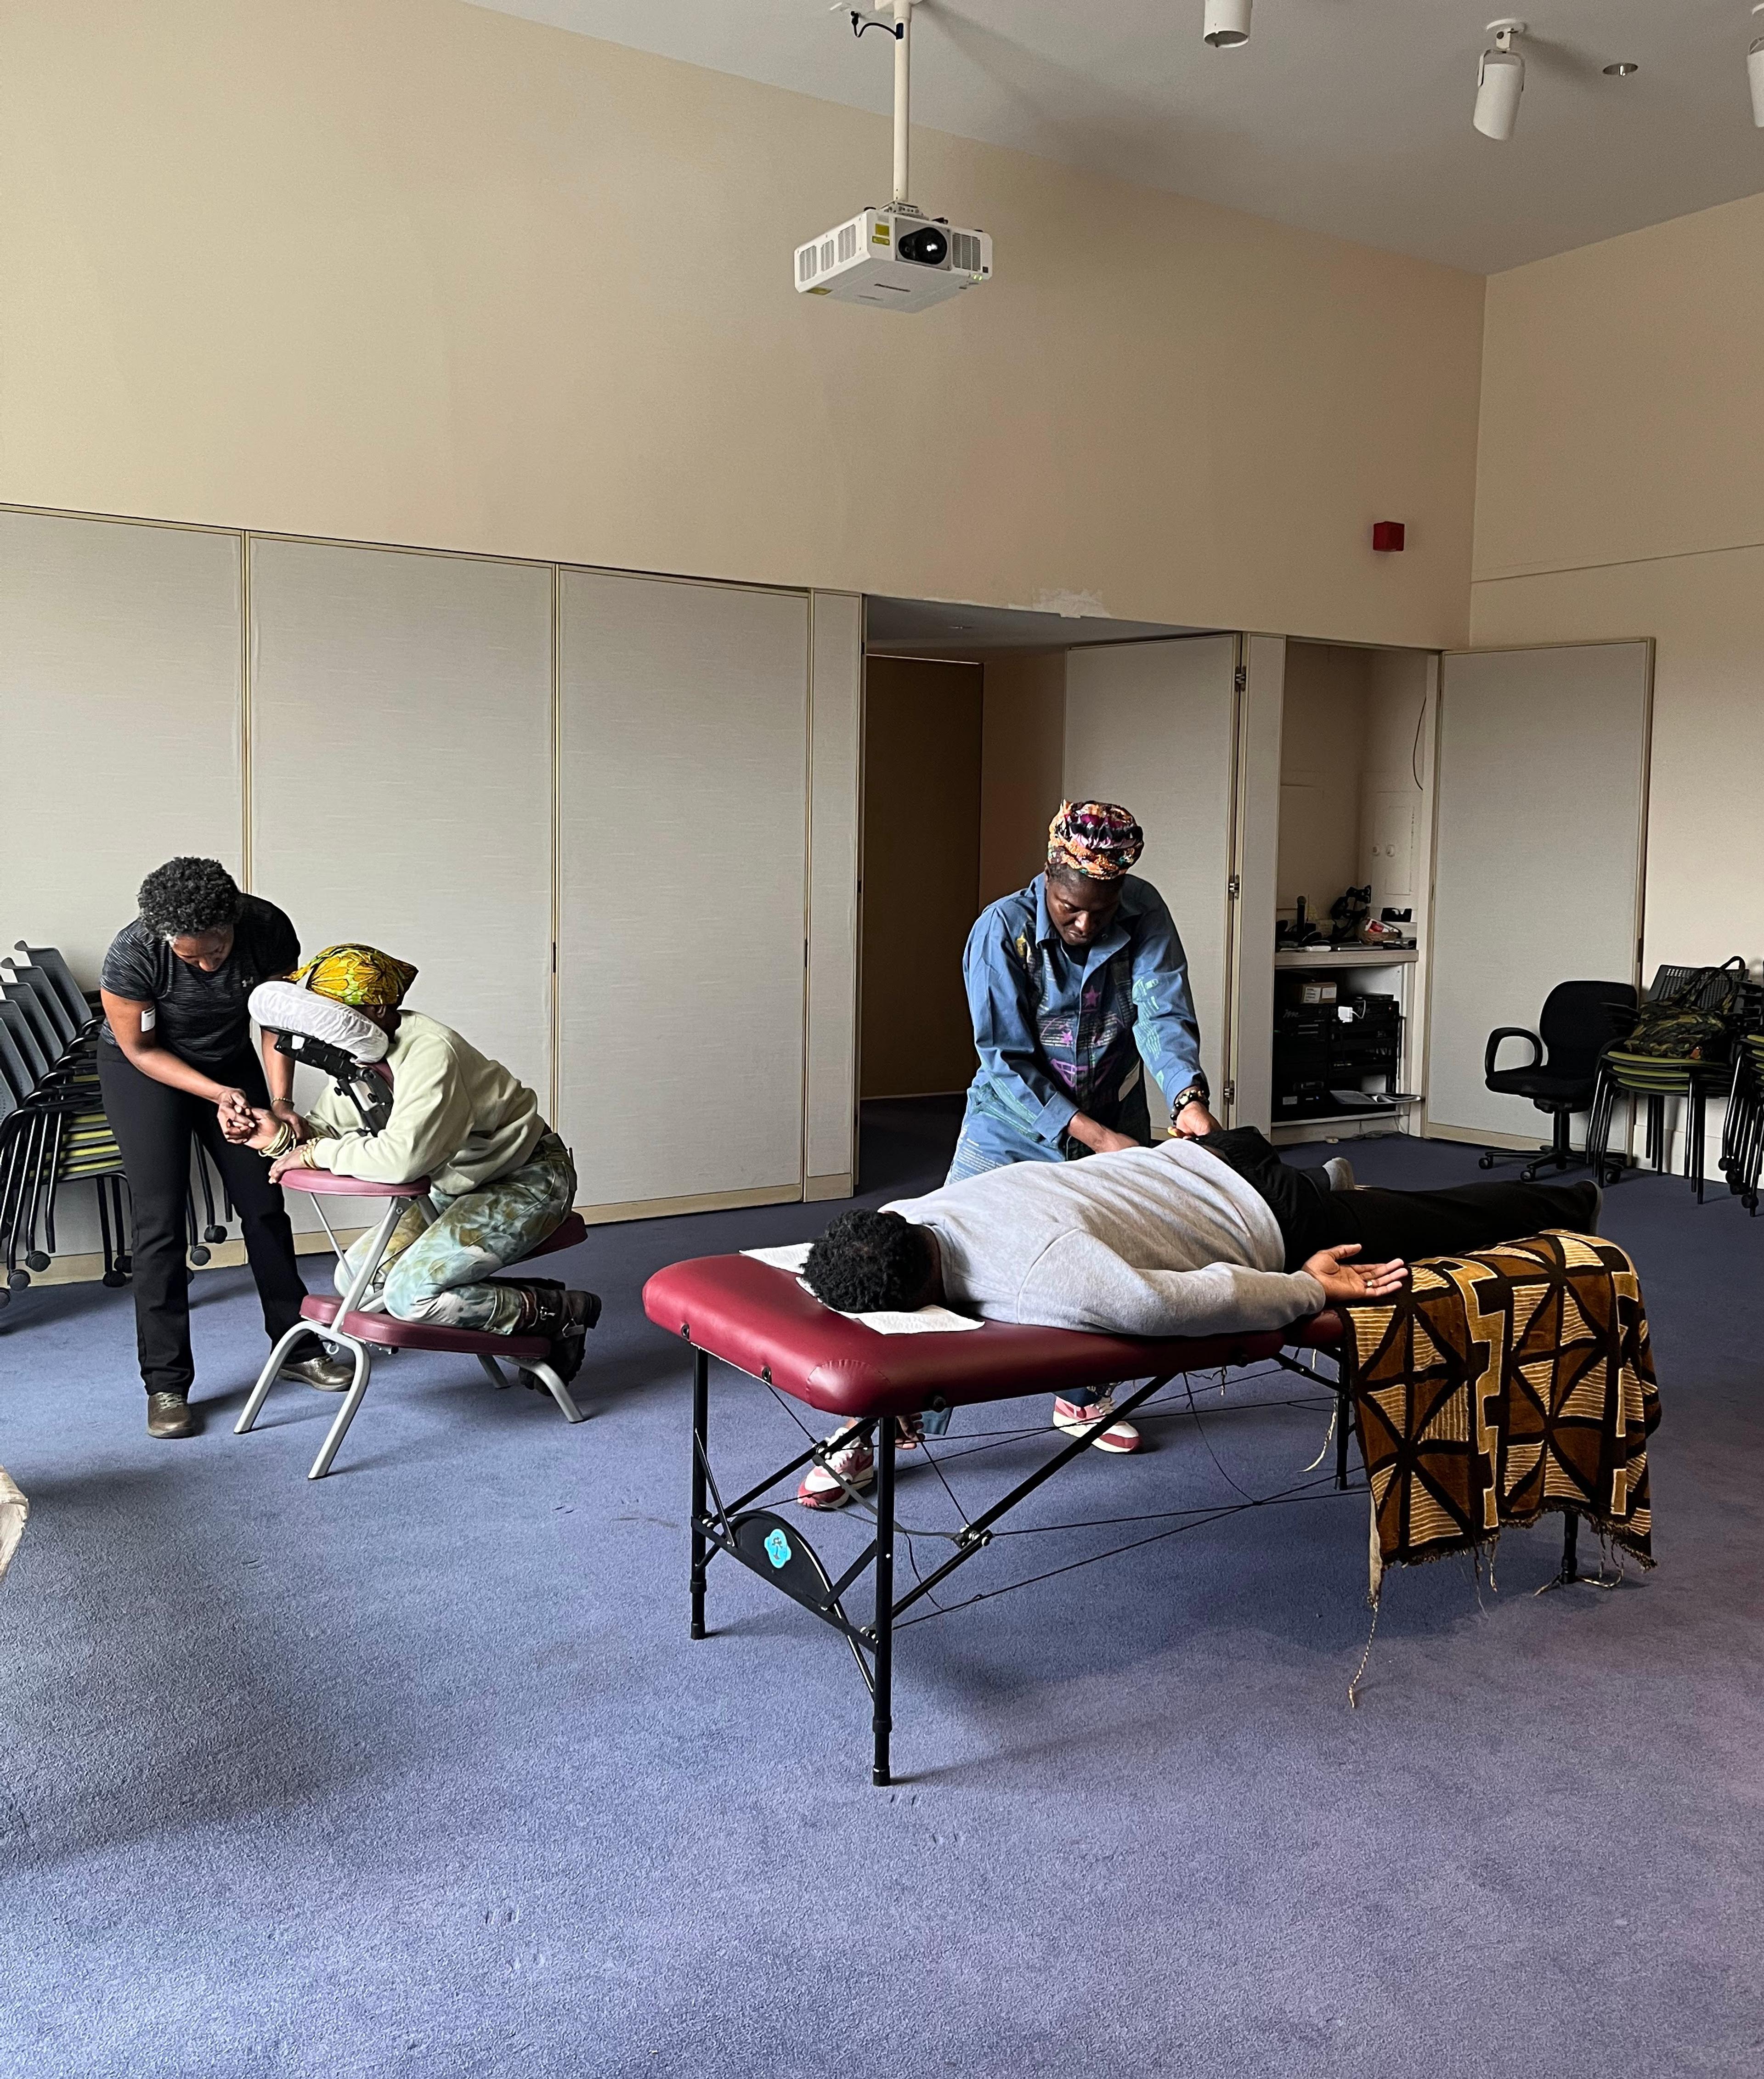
[647,1255,1361,1785]
[238,1169,588,1480]
[647,1254,1592,1783]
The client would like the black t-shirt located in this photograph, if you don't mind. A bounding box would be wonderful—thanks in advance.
[100,896,300,1068]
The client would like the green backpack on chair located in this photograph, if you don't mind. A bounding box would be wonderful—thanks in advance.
[1616,957,1750,1063]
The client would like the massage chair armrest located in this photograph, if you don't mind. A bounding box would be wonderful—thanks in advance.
[1484,1027,1543,1080]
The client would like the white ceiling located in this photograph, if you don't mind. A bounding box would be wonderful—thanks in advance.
[474,0,1764,272]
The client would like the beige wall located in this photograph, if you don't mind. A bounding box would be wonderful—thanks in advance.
[1471,192,1764,983]
[0,0,1483,649]
[860,660,983,1100]
[978,653,1068,905]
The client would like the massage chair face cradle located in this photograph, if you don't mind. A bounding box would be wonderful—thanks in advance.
[270,1028,393,1135]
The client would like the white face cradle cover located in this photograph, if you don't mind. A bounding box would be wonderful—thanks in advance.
[248,979,390,1064]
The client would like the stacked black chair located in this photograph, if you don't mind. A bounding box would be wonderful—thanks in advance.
[1716,983,1764,1215]
[1586,962,1755,1201]
[0,943,236,1310]
[1478,980,1639,1182]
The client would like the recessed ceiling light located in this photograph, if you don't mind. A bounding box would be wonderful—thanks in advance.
[1602,61,1640,77]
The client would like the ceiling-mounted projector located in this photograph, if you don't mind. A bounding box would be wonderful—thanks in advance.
[792,2,992,314]
[795,206,992,311]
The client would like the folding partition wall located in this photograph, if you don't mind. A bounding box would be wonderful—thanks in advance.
[0,510,245,981]
[0,504,862,1263]
[249,540,556,1103]
[556,571,811,1218]
[1064,634,1241,1129]
[1427,640,1652,1142]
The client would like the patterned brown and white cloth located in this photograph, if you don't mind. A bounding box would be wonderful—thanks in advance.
[1339,1232,1660,1599]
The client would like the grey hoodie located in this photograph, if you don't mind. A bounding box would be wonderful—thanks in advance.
[886,1139,1326,1339]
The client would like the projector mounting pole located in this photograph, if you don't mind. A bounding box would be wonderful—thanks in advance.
[893,0,912,208]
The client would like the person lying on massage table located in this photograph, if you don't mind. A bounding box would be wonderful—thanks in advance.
[791,1124,1600,1508]
[224,943,600,1384]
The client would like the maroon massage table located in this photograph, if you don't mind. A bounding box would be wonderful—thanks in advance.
[644,1251,1352,1784]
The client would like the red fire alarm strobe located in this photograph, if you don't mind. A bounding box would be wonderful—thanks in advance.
[1372,521,1406,553]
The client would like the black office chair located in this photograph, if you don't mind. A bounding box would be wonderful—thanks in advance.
[1478,980,1639,1181]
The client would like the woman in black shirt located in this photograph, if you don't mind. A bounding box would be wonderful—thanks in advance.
[97,857,350,1437]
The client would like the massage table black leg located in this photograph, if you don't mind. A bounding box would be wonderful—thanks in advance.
[1559,1510,1579,1584]
[1334,1384,1352,1491]
[872,1421,896,1788]
[690,1349,709,1641]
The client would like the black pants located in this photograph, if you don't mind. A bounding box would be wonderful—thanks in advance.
[97,1045,312,1396]
[1199,1127,1600,1275]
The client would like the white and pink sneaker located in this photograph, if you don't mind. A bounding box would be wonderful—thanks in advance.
[1052,1395,1142,1453]
[795,1416,927,1509]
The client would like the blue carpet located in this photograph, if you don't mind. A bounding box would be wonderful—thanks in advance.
[2,1108,1761,2078]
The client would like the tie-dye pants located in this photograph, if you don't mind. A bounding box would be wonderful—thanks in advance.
[334,1130,578,1333]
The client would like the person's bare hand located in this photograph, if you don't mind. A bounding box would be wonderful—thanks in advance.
[1172,1101,1222,1139]
[1301,1242,1408,1305]
[213,1086,252,1130]
[232,1106,286,1151]
[268,1147,305,1184]
[1065,1113,1139,1157]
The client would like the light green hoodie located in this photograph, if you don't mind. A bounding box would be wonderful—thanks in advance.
[304,1008,544,1197]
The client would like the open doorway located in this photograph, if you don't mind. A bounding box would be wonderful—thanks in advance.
[857,596,1212,1175]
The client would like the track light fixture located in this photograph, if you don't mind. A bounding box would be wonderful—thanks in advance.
[1751,5,1764,128]
[1474,18,1527,141]
[1203,0,1252,50]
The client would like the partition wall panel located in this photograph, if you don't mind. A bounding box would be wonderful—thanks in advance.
[805,593,862,1195]
[1064,635,1239,1127]
[0,511,243,984]
[1428,641,1651,1140]
[248,540,555,1104]
[557,571,810,1214]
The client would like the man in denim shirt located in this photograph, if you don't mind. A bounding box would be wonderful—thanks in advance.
[797,801,1222,1504]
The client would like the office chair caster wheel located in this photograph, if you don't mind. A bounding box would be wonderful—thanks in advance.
[8,1269,30,1290]
[188,1245,211,1266]
[117,1252,132,1273]
[102,1270,127,1288]
[1478,1152,1496,1169]
[203,1224,226,1243]
[1519,1164,1538,1183]
[24,1250,49,1273]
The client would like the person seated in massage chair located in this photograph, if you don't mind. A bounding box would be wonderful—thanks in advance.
[225,943,600,1382]
[791,1125,1600,1508]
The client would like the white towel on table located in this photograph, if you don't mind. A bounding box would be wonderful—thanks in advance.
[740,1243,985,1335]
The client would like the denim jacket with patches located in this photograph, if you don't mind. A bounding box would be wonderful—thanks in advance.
[959,874,1205,1149]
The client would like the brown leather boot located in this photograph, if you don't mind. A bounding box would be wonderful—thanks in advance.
[146,1392,200,1440]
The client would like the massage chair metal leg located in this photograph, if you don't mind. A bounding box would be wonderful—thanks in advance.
[478,1350,585,1424]
[307,1338,375,1480]
[690,1350,710,1640]
[1334,1384,1352,1491]
[872,1420,896,1788]
[237,1319,333,1434]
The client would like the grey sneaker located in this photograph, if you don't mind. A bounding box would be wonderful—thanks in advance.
[280,1350,355,1393]
[1323,1156,1357,1193]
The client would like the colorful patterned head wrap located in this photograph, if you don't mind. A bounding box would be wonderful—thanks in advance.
[1047,801,1144,882]
[291,943,418,1009]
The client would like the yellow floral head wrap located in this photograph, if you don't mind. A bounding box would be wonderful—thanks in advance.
[291,943,418,1009]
